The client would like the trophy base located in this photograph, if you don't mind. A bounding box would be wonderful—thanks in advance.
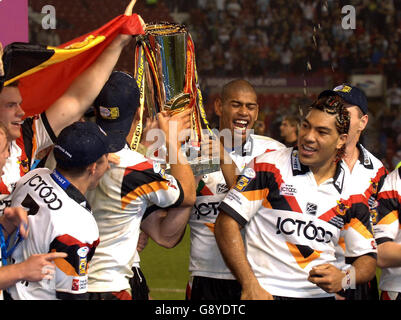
[165,157,220,176]
[188,158,220,176]
[137,143,221,176]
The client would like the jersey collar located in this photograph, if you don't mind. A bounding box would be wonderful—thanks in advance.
[291,147,345,194]
[332,162,346,194]
[357,143,373,169]
[227,134,254,157]
[291,147,310,176]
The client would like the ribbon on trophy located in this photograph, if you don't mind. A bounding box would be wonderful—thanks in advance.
[132,23,217,175]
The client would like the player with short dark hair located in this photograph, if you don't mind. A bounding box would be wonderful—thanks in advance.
[215,95,377,300]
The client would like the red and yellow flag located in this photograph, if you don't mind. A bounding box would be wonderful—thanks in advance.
[2,14,144,117]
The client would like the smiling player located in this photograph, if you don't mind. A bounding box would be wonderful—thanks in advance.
[215,95,377,300]
[187,80,284,300]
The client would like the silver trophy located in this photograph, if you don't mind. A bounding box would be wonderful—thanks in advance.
[133,23,219,176]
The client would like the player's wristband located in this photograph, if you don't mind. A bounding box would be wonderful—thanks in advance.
[341,266,356,290]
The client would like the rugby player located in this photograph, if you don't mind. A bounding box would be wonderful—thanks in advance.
[374,167,401,300]
[318,84,387,300]
[187,80,284,300]
[86,71,196,300]
[0,0,144,212]
[7,121,114,299]
[215,95,377,299]
[0,123,66,296]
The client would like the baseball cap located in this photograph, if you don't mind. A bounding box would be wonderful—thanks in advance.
[94,71,140,152]
[318,84,368,115]
[54,121,114,168]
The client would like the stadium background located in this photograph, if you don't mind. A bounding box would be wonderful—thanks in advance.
[27,0,398,299]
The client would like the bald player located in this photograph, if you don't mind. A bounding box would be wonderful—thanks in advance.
[187,79,284,300]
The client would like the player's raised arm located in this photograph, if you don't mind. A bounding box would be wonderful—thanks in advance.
[46,0,145,137]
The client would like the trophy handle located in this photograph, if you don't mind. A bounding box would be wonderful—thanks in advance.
[131,43,146,151]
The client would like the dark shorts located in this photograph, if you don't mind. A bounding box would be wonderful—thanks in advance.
[186,276,241,300]
[88,289,132,300]
[88,267,149,300]
[337,277,379,300]
[273,295,335,300]
[129,266,150,300]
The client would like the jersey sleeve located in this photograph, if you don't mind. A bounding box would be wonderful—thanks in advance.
[218,159,271,227]
[341,194,377,262]
[20,113,56,166]
[374,168,401,245]
[121,161,184,210]
[50,234,99,300]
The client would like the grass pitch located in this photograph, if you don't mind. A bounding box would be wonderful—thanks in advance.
[140,227,191,300]
[140,227,383,300]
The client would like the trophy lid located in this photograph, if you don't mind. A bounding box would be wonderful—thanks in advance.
[145,22,186,36]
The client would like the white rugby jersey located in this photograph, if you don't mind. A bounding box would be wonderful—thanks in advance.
[374,167,401,292]
[335,144,387,268]
[0,114,55,212]
[219,147,377,298]
[87,145,183,292]
[8,168,99,300]
[189,134,284,279]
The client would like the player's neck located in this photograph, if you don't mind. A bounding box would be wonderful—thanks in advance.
[58,170,91,196]
[343,142,359,172]
[310,158,338,186]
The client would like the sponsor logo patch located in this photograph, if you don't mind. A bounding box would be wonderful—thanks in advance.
[333,85,352,93]
[78,258,87,276]
[336,200,350,216]
[99,106,120,120]
[280,183,297,196]
[216,183,229,194]
[234,176,251,192]
[72,279,80,291]
[77,246,89,258]
[306,202,318,215]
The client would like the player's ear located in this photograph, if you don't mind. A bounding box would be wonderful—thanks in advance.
[337,133,348,150]
[87,162,97,176]
[359,114,368,132]
[214,97,223,117]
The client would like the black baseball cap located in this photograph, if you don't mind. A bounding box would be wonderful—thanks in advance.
[54,121,114,168]
[94,71,140,152]
[318,84,368,115]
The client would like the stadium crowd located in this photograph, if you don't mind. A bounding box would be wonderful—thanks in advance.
[178,0,401,171]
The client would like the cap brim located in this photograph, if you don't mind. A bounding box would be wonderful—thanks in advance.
[105,129,127,153]
[96,117,132,153]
